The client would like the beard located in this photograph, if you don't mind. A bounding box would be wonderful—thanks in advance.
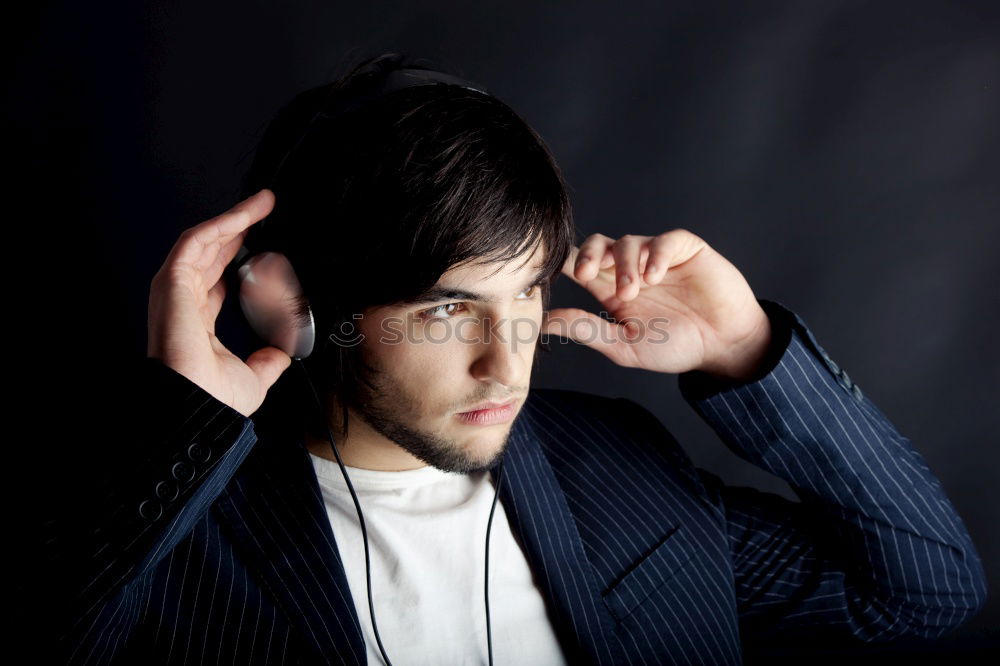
[342,359,515,475]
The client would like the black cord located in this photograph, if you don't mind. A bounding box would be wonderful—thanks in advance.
[486,455,505,666]
[296,359,394,666]
[295,358,503,665]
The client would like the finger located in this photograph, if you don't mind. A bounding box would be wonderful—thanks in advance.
[570,234,616,283]
[611,235,649,301]
[245,345,293,395]
[200,226,250,294]
[540,307,638,367]
[643,229,708,284]
[165,189,275,272]
[191,190,273,274]
[642,233,673,284]
[561,236,637,305]
[562,246,615,286]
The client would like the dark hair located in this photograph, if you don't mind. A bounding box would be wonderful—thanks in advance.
[236,51,576,444]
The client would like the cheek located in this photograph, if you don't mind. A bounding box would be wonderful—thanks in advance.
[395,347,467,418]
[379,330,468,383]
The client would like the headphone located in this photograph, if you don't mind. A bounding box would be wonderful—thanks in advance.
[228,64,508,666]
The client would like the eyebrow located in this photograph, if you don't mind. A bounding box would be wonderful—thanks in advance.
[400,265,550,306]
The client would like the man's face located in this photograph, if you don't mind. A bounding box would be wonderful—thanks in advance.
[339,244,548,474]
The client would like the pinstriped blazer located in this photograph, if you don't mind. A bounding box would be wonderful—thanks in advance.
[50,299,986,665]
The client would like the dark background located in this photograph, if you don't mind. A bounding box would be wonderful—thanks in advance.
[10,0,998,661]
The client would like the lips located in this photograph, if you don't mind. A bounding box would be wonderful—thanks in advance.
[455,398,520,426]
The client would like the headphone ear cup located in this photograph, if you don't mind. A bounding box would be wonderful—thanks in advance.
[236,250,316,360]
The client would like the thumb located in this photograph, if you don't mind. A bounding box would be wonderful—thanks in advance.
[541,308,638,365]
[245,346,293,393]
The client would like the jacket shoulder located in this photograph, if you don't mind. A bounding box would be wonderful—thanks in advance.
[525,386,621,415]
[519,387,719,538]
[523,387,703,493]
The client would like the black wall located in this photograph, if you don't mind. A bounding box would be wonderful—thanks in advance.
[10,0,998,660]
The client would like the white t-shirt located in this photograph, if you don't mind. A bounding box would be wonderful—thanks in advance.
[308,452,570,666]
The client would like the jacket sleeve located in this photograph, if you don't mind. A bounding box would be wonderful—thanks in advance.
[49,357,259,664]
[674,299,988,646]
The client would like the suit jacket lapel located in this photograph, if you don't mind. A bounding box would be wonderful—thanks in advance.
[214,432,368,665]
[212,397,626,666]
[497,408,625,665]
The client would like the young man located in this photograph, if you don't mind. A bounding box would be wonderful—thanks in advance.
[53,53,986,665]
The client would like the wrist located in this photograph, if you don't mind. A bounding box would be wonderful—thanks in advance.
[698,308,774,384]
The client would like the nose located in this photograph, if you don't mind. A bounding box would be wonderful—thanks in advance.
[469,316,527,388]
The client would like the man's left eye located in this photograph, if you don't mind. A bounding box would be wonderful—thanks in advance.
[418,284,541,321]
[420,302,467,320]
[519,284,540,300]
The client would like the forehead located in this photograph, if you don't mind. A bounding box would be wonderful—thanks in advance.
[402,244,549,307]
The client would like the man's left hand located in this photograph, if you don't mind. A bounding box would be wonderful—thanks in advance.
[540,229,773,382]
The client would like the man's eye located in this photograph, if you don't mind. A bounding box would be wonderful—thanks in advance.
[419,302,467,321]
[417,284,542,321]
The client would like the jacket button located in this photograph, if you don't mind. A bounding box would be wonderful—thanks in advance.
[171,461,196,483]
[838,370,853,389]
[187,442,211,463]
[852,384,864,399]
[155,480,179,502]
[139,499,163,521]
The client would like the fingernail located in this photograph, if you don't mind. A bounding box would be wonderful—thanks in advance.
[619,274,631,286]
[646,263,658,275]
[576,254,589,267]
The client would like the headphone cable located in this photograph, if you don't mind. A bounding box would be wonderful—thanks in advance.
[295,358,502,666]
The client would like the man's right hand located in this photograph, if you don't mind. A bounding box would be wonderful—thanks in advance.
[147,188,293,417]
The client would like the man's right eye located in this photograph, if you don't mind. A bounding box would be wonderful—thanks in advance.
[418,302,468,321]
